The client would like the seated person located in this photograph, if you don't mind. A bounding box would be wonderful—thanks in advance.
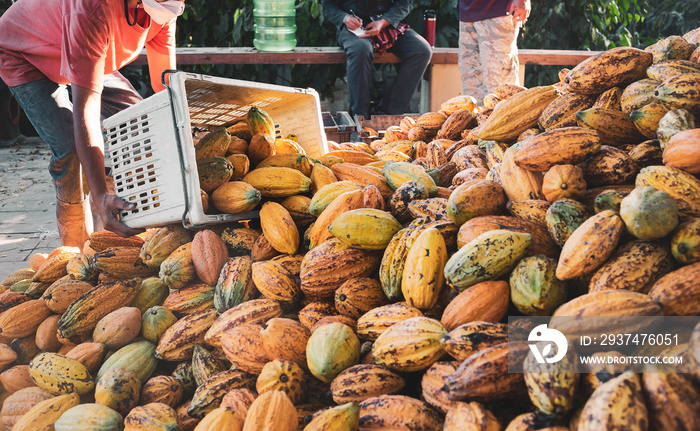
[321,0,432,118]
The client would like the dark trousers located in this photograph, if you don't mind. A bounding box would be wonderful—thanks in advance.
[8,72,141,204]
[7,72,142,245]
[0,80,20,144]
[338,27,432,117]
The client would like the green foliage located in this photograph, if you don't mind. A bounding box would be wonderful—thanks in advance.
[407,0,459,48]
[519,0,646,51]
[637,0,700,42]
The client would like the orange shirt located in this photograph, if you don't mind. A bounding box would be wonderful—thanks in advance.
[0,0,175,93]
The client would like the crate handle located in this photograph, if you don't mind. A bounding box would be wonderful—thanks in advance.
[163,69,206,230]
[161,69,177,89]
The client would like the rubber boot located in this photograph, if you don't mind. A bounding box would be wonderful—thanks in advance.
[56,199,93,249]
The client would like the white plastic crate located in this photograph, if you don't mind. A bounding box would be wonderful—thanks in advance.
[102,71,328,229]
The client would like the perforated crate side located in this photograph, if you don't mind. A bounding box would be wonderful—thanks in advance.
[102,91,192,228]
[102,72,327,229]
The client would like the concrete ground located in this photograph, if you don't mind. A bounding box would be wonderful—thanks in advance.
[0,136,62,277]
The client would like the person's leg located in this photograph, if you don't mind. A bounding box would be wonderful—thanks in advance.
[458,21,486,102]
[0,79,21,146]
[338,28,375,118]
[476,16,521,96]
[8,79,91,248]
[380,29,432,115]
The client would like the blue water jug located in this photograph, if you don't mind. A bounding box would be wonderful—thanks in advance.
[253,0,297,52]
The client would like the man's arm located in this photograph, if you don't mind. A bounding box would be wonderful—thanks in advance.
[71,84,143,237]
[379,0,413,28]
[145,21,177,92]
[146,46,175,92]
[361,0,413,37]
[321,0,350,29]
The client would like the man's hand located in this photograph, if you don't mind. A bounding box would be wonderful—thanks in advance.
[93,192,144,237]
[343,14,363,31]
[71,84,144,238]
[360,19,389,38]
[508,0,531,24]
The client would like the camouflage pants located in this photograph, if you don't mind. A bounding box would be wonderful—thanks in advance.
[458,16,521,103]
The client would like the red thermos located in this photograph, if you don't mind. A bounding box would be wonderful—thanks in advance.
[423,10,436,47]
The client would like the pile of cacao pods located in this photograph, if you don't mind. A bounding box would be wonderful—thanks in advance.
[1,28,700,431]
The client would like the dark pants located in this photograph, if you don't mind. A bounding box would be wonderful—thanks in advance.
[7,72,142,246]
[338,27,432,117]
[0,80,20,144]
[8,72,141,204]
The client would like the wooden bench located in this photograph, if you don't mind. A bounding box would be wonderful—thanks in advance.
[133,47,601,111]
[0,47,599,142]
[132,47,599,66]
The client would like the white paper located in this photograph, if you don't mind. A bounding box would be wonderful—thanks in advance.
[350,27,366,37]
